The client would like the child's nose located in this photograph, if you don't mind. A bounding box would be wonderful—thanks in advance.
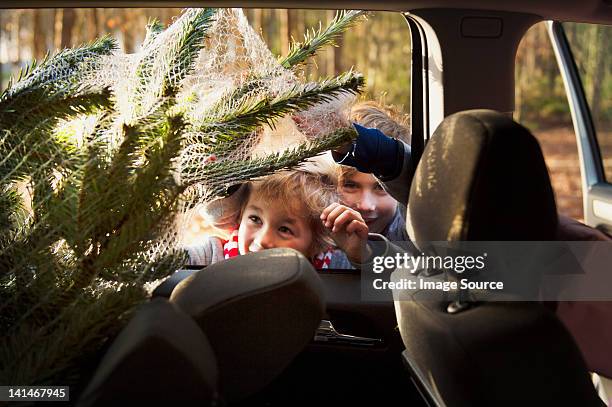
[255,228,276,249]
[357,192,376,211]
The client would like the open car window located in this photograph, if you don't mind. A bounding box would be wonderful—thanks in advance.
[515,21,583,220]
[0,8,412,250]
[562,22,612,183]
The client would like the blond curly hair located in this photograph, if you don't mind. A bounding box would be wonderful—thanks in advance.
[350,101,410,143]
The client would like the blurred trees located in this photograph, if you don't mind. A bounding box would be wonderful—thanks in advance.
[0,8,411,113]
[515,22,612,219]
[568,23,611,128]
[1,8,609,129]
[515,22,611,132]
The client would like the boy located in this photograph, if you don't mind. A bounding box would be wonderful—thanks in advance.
[332,101,410,241]
[324,101,412,241]
[337,101,413,208]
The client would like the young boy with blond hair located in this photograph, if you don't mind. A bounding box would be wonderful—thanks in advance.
[185,168,374,268]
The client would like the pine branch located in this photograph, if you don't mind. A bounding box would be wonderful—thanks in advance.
[0,36,116,110]
[142,18,165,49]
[98,249,186,283]
[186,126,357,199]
[0,185,25,232]
[160,8,217,97]
[196,70,364,150]
[2,112,183,328]
[48,113,186,313]
[0,38,115,172]
[0,7,369,391]
[279,10,368,69]
[1,284,145,386]
[92,114,186,271]
[44,175,82,251]
[130,9,216,120]
[1,88,112,137]
[0,221,67,329]
[77,102,178,244]
[1,127,71,187]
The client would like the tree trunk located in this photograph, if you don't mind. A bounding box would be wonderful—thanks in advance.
[333,11,345,74]
[294,9,304,40]
[287,9,296,43]
[13,11,22,63]
[54,10,63,49]
[244,8,252,22]
[326,10,337,76]
[545,33,557,93]
[60,8,76,49]
[87,9,100,41]
[367,28,380,90]
[0,12,5,88]
[120,10,135,53]
[515,62,523,122]
[279,9,290,56]
[263,9,274,48]
[515,25,538,122]
[33,10,46,59]
[588,26,606,123]
[253,8,263,37]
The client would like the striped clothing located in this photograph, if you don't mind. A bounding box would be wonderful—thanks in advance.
[187,229,339,269]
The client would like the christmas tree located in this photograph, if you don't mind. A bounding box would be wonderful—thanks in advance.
[0,8,366,387]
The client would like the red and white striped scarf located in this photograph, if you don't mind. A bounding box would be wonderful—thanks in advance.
[221,229,334,269]
[222,229,240,259]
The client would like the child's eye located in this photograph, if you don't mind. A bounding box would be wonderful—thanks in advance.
[374,185,390,196]
[278,226,294,236]
[248,215,262,225]
[342,181,358,190]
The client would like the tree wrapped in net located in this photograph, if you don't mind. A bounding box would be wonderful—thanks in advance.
[0,8,367,386]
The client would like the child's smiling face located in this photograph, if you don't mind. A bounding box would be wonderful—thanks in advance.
[338,171,397,234]
[237,192,314,258]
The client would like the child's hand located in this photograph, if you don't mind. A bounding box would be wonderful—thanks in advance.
[321,203,371,264]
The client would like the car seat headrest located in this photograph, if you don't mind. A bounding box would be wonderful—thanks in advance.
[78,298,219,405]
[407,109,558,242]
[170,248,325,402]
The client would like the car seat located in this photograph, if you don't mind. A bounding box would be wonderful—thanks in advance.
[80,248,325,404]
[394,109,603,405]
[170,247,325,402]
[77,298,220,405]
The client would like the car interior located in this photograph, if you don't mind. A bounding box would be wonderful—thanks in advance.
[3,0,612,405]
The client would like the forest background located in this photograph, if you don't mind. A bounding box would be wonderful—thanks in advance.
[1,8,610,229]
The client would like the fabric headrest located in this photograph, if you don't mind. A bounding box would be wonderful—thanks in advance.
[170,248,325,402]
[78,298,218,405]
[408,109,557,242]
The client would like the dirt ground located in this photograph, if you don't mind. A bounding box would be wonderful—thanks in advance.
[534,126,612,222]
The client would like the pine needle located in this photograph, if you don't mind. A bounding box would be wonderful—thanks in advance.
[197,70,364,143]
[279,10,368,69]
[188,126,357,198]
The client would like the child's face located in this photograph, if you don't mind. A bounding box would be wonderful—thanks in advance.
[338,172,397,234]
[238,192,314,258]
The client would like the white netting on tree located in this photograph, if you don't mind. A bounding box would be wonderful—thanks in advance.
[182,9,296,115]
[2,7,367,265]
[0,7,369,384]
